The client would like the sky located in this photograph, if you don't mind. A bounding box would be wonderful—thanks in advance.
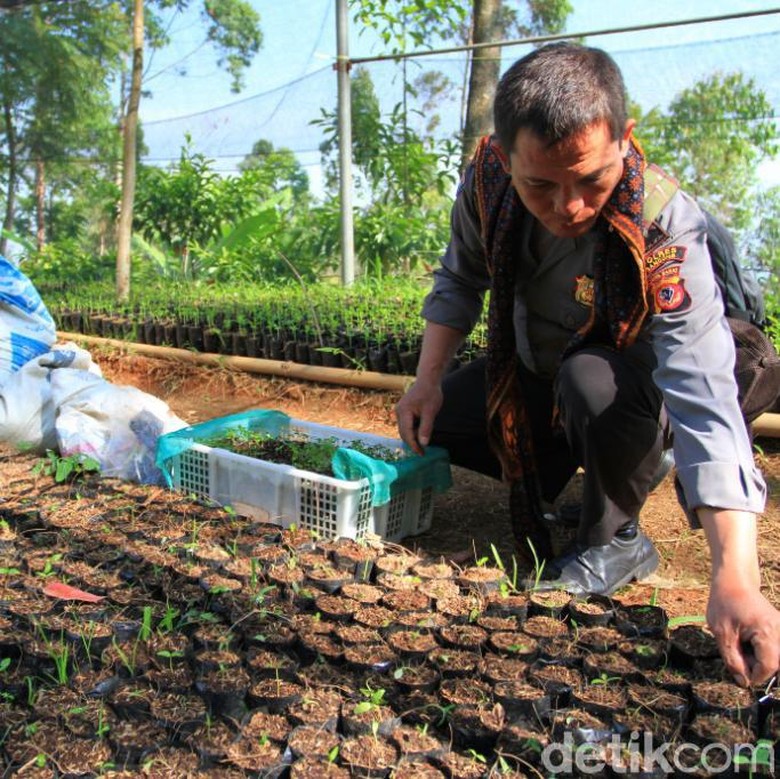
[138,1,780,194]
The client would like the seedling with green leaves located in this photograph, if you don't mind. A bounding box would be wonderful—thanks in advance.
[526,539,546,591]
[34,553,63,579]
[590,672,620,687]
[33,450,100,483]
[353,681,387,715]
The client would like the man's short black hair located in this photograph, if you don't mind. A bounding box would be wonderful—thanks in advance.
[493,42,629,153]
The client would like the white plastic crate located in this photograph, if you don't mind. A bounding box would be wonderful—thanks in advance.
[166,418,439,542]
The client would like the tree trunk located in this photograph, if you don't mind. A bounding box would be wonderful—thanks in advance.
[1,96,18,257]
[35,157,46,250]
[461,0,503,172]
[115,0,144,303]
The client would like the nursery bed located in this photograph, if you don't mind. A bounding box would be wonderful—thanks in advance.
[0,444,777,778]
[0,352,778,777]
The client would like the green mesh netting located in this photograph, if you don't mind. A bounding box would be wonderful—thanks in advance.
[155,409,451,507]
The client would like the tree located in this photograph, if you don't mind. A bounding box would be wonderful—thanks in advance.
[316,67,456,275]
[239,139,310,202]
[461,0,571,169]
[348,1,572,167]
[114,0,263,300]
[0,1,125,256]
[635,72,777,234]
[133,141,226,276]
[743,186,780,301]
[116,0,144,300]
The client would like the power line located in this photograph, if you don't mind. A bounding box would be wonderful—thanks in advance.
[351,7,780,64]
[138,20,780,129]
[413,29,780,64]
[142,65,331,126]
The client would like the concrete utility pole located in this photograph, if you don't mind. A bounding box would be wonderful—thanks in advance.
[335,0,355,285]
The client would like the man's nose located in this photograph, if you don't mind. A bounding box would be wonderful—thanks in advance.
[554,188,584,217]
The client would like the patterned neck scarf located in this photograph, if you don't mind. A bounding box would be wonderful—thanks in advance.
[472,133,647,557]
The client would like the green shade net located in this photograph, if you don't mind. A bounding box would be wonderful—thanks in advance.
[156,409,451,507]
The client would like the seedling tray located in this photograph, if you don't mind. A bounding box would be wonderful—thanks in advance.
[163,417,446,542]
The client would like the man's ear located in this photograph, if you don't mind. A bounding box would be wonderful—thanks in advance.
[620,119,637,156]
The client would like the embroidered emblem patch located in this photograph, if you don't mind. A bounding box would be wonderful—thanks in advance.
[648,264,690,313]
[646,245,687,272]
[574,275,594,307]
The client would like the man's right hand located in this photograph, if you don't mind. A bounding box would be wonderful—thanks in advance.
[395,379,443,456]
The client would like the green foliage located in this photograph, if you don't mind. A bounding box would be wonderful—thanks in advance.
[743,186,780,305]
[348,0,467,52]
[23,238,114,287]
[206,428,404,477]
[633,71,778,319]
[635,72,777,233]
[238,140,310,201]
[200,0,263,93]
[133,139,225,268]
[315,67,456,276]
[32,451,101,484]
[0,1,126,254]
[130,139,325,283]
[353,681,387,714]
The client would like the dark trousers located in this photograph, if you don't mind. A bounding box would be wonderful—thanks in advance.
[429,344,670,546]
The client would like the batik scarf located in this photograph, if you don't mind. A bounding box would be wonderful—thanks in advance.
[473,133,648,557]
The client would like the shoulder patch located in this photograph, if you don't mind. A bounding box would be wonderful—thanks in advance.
[573,275,594,307]
[646,245,687,273]
[648,264,691,314]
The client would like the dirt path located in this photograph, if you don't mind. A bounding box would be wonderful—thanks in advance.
[80,347,780,622]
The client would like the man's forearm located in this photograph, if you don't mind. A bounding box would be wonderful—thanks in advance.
[415,321,468,386]
[698,507,761,591]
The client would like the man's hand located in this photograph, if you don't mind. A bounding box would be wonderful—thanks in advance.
[395,379,443,456]
[707,579,780,687]
[395,321,465,455]
[699,507,780,687]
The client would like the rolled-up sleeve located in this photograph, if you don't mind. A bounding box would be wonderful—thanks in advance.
[645,192,766,526]
[421,170,491,335]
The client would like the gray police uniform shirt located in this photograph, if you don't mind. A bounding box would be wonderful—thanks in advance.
[422,172,766,523]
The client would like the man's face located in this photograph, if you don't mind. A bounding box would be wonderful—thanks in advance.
[508,119,635,239]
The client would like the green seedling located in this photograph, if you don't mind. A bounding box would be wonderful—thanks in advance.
[526,538,546,591]
[353,681,387,715]
[649,587,660,606]
[139,606,154,642]
[33,450,100,483]
[157,603,180,634]
[590,672,620,686]
[34,553,63,579]
[667,614,706,628]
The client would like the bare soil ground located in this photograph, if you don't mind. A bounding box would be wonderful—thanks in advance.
[70,346,780,624]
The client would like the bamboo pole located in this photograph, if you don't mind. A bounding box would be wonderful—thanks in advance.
[57,332,780,437]
[57,332,411,393]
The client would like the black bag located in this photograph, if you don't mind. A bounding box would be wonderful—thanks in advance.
[728,317,780,423]
[704,211,766,327]
[703,211,779,421]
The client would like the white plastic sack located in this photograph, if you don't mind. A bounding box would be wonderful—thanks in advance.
[0,255,56,387]
[50,368,187,485]
[0,343,99,452]
[0,340,186,485]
